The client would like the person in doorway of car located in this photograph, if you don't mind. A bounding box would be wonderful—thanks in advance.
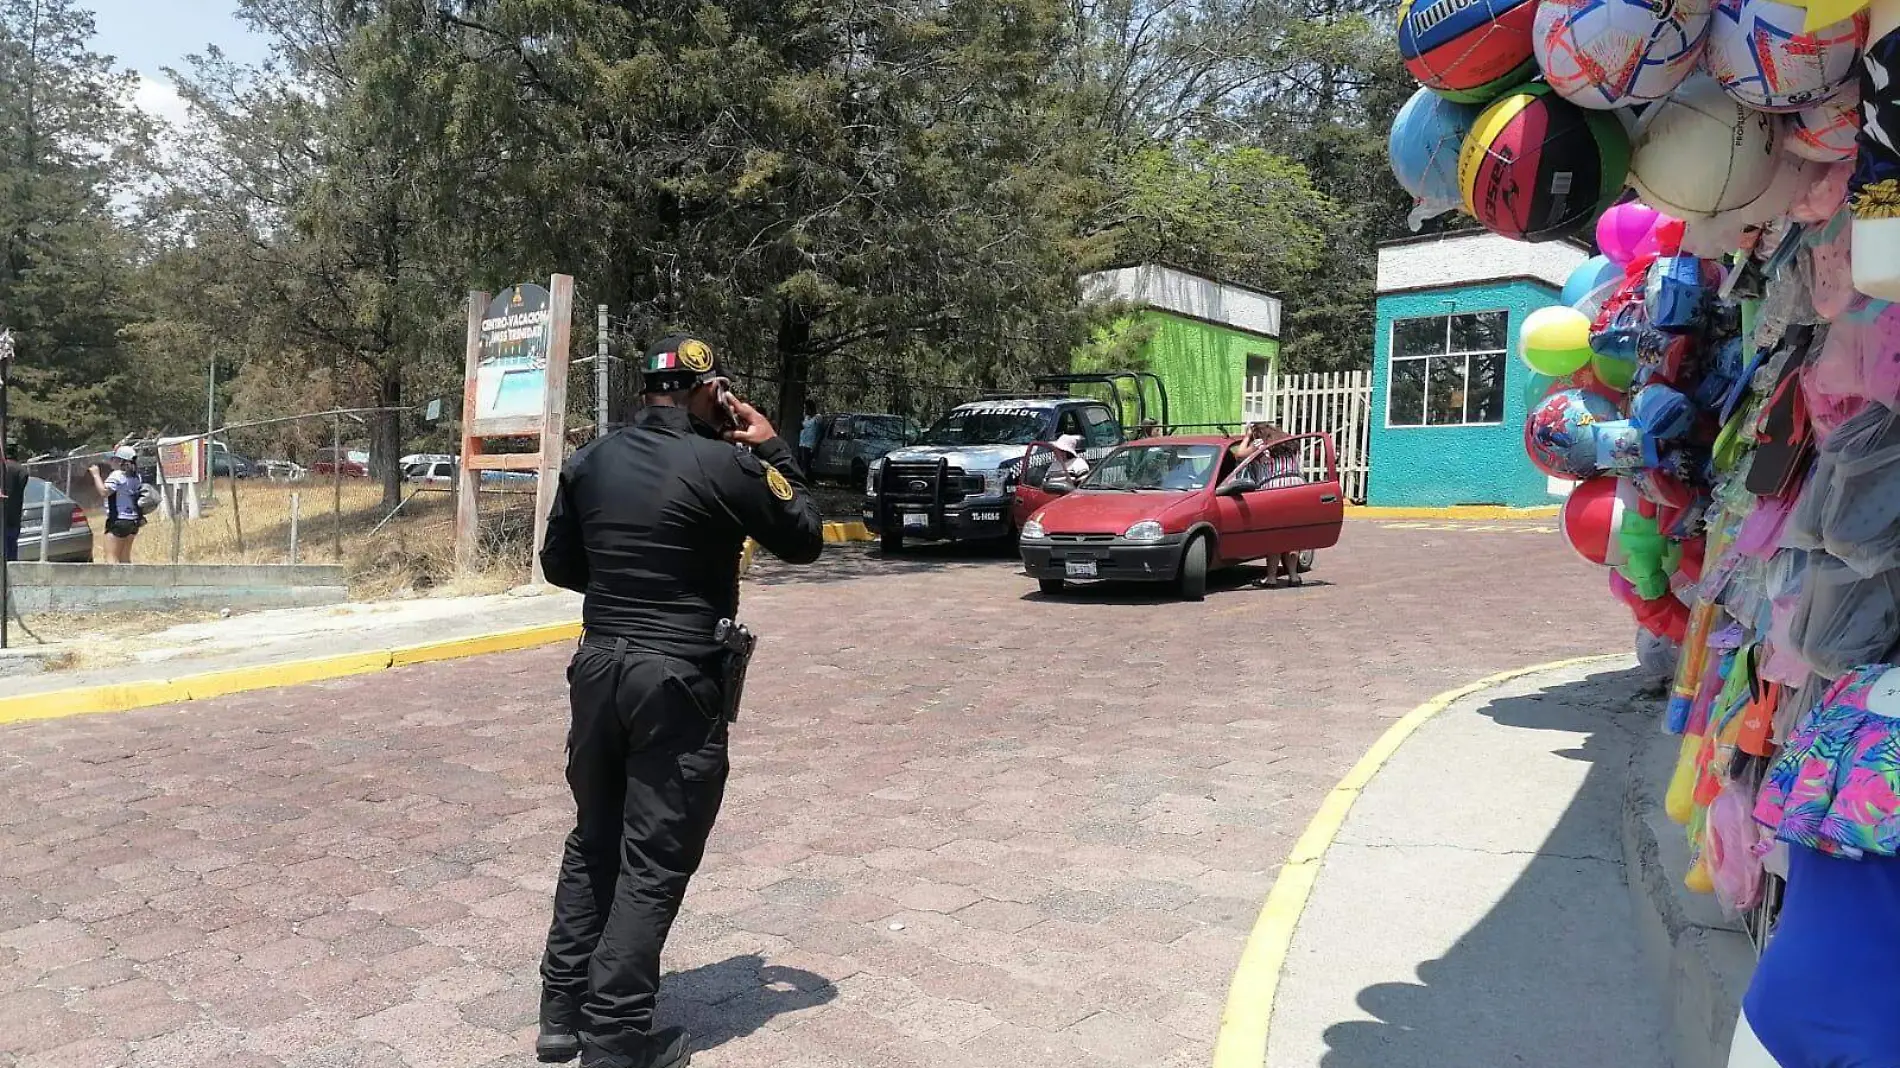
[534,334,822,1068]
[1045,434,1090,492]
[1251,430,1307,588]
[89,446,145,564]
[2,449,27,562]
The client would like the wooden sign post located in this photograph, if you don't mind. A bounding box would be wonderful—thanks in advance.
[455,274,573,583]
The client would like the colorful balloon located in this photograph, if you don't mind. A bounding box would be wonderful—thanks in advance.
[1389,87,1486,225]
[1560,476,1626,565]
[1562,255,1622,307]
[1597,202,1662,265]
[1524,387,1621,478]
[1520,305,1594,375]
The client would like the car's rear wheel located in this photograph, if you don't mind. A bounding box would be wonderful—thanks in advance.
[1177,534,1209,602]
[880,526,905,555]
[1038,577,1064,596]
[1298,548,1316,573]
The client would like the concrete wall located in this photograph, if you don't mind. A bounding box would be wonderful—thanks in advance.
[1368,279,1561,508]
[1136,309,1279,430]
[1377,231,1586,293]
[7,563,349,614]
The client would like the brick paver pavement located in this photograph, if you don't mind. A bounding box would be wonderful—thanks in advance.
[0,523,1625,1068]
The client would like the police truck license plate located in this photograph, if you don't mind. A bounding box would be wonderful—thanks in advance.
[971,511,1001,523]
[1065,559,1098,579]
[903,513,928,529]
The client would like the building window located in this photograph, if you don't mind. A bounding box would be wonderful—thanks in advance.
[1386,310,1507,428]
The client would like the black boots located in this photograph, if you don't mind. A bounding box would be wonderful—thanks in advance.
[580,1026,692,1068]
[537,993,581,1063]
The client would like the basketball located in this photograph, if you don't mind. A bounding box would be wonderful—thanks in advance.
[1535,0,1712,110]
[1398,0,1541,103]
[1459,83,1632,240]
[1389,87,1485,217]
[1785,81,1860,163]
[1704,0,1866,113]
[1627,74,1779,218]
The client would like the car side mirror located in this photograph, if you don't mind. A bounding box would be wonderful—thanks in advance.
[1216,478,1253,498]
[1046,481,1074,496]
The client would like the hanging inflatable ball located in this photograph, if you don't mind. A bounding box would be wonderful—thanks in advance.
[1596,200,1664,264]
[1534,0,1712,110]
[1520,305,1595,375]
[1560,476,1629,565]
[1524,386,1622,478]
[1704,0,1866,113]
[1562,254,1622,306]
[1459,83,1631,240]
[1785,82,1860,163]
[1389,87,1486,221]
[1627,74,1778,219]
[1398,0,1540,104]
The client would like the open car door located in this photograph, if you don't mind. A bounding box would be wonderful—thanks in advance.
[1011,442,1060,530]
[1215,433,1344,557]
[1250,433,1345,553]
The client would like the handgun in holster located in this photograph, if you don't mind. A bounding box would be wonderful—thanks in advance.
[714,618,757,723]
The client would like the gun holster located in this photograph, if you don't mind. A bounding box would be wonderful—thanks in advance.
[714,618,757,723]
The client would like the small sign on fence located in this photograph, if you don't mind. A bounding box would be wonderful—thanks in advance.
[475,284,554,423]
[156,436,208,484]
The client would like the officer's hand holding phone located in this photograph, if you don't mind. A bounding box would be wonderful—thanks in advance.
[721,393,779,447]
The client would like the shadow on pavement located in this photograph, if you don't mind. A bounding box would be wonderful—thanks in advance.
[655,954,837,1051]
[747,540,1017,587]
[1316,667,1667,1068]
[1019,565,1333,605]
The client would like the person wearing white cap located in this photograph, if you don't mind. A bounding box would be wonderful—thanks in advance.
[1046,433,1091,492]
[89,445,146,563]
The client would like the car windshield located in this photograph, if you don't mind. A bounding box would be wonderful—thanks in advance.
[1085,443,1222,492]
[919,406,1054,446]
[857,416,907,439]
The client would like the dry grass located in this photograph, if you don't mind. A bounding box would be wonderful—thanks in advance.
[118,480,537,598]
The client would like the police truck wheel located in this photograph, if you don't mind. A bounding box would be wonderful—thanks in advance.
[1038,578,1064,596]
[1177,535,1209,602]
[881,527,905,554]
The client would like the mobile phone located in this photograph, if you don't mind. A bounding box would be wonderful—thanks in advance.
[712,379,739,432]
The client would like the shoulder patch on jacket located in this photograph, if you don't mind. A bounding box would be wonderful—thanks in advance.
[764,466,795,501]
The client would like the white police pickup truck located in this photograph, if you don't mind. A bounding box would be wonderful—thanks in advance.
[864,395,1124,552]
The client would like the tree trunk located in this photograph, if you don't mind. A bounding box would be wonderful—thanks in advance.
[773,302,813,432]
[373,358,402,510]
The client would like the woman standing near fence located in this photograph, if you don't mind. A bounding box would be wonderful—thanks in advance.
[90,447,146,563]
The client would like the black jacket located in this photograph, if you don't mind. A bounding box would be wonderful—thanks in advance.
[539,405,823,658]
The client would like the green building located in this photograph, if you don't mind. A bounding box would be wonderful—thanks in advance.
[1078,266,1281,431]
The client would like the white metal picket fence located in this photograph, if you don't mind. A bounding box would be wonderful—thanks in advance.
[1243,370,1372,503]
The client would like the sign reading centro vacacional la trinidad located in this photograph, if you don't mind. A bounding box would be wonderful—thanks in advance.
[475,283,553,422]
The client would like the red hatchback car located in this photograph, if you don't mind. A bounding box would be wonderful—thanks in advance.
[1015,433,1345,600]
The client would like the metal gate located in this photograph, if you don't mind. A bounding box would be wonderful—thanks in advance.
[1243,370,1372,503]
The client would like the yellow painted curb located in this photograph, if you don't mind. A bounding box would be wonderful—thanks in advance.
[1210,652,1628,1068]
[1346,505,1559,520]
[0,621,582,727]
[823,521,873,543]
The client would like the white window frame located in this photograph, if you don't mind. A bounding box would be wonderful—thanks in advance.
[1385,310,1509,429]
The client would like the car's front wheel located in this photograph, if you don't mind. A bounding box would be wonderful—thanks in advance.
[1298,548,1316,573]
[1177,534,1209,602]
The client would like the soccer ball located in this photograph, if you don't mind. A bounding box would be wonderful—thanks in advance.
[1628,74,1780,218]
[1535,0,1713,109]
[1785,81,1860,163]
[1704,0,1867,113]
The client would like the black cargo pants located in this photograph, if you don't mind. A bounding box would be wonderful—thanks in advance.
[541,638,730,1067]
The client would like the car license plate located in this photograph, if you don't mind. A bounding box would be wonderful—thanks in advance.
[971,511,1001,523]
[903,513,928,529]
[1065,558,1098,579]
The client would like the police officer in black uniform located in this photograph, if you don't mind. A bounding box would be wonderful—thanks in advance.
[536,335,823,1068]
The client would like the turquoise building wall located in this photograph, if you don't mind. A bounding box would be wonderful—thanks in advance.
[1368,279,1561,508]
